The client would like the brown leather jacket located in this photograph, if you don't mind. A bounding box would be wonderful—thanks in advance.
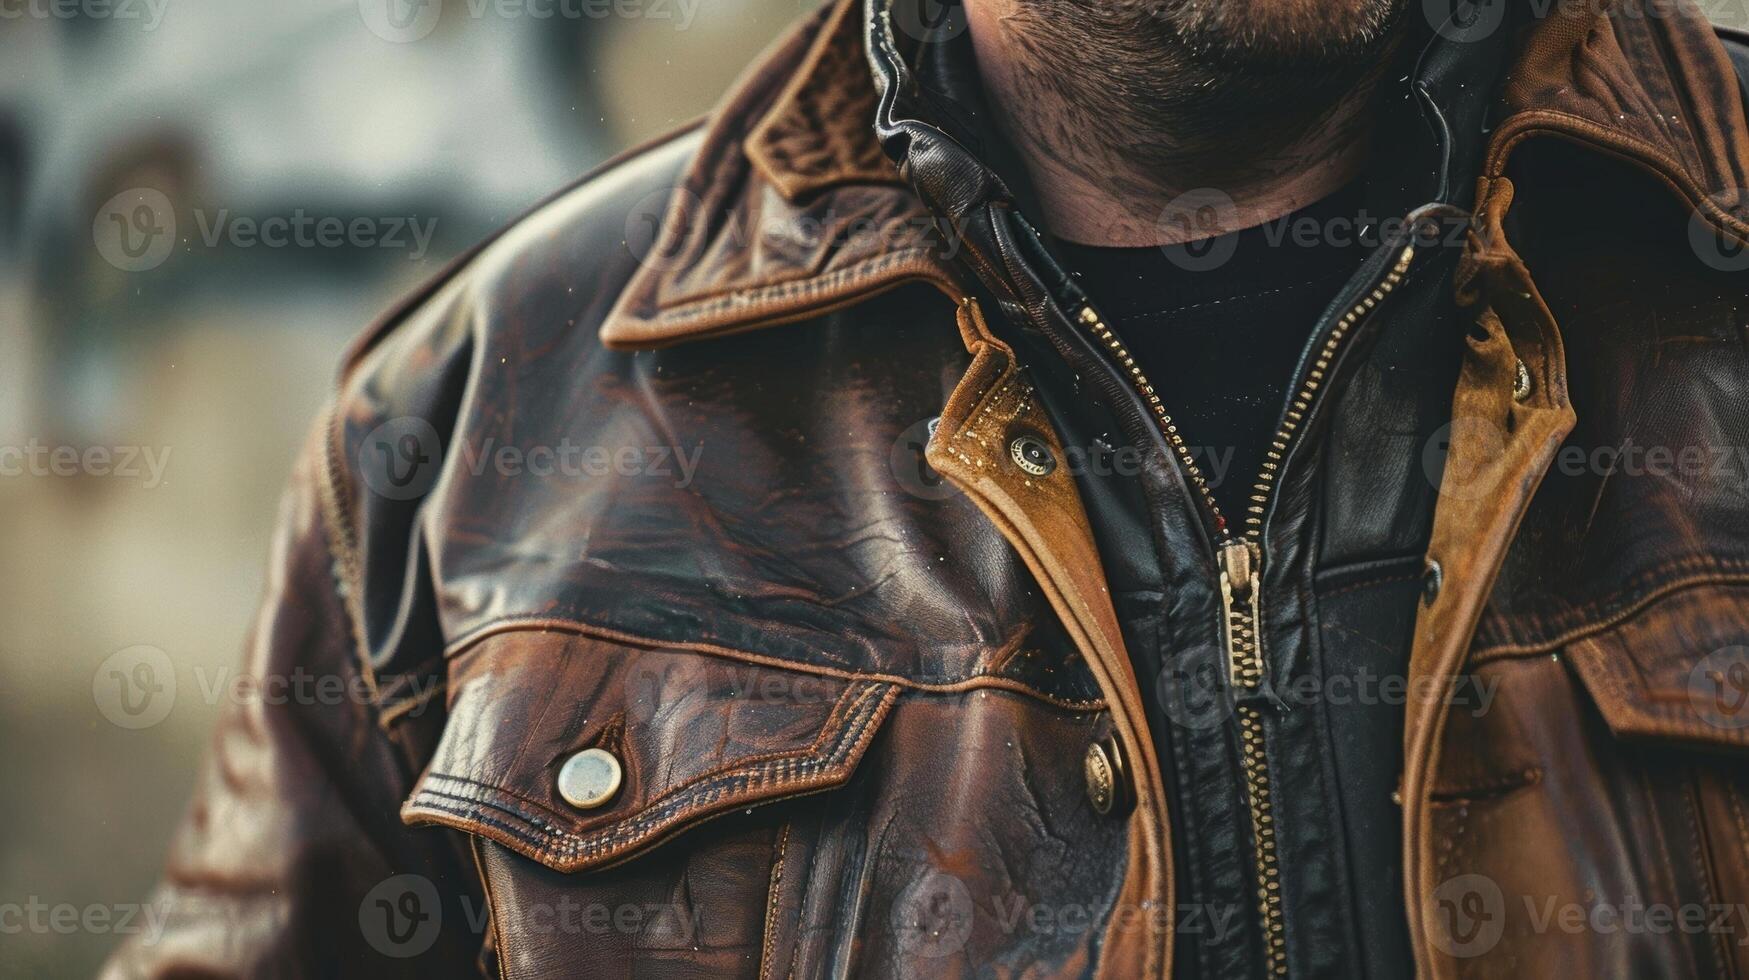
[106,0,1749,977]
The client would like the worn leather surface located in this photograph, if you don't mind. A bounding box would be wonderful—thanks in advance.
[107,0,1749,976]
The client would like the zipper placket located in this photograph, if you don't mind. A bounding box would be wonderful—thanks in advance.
[1074,240,1417,978]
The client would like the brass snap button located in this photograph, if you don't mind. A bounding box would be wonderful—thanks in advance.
[1008,432,1056,477]
[557,748,623,810]
[1084,738,1130,816]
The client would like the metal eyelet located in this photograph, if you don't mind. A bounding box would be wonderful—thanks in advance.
[1513,359,1532,402]
[1422,558,1444,606]
[1008,432,1056,477]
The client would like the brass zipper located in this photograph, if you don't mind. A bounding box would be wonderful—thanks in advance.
[1075,306,1230,532]
[1074,241,1416,978]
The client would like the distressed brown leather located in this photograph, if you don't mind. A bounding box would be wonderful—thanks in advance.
[107,0,1749,976]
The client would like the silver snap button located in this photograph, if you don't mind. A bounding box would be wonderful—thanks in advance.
[1008,433,1056,476]
[1513,359,1532,402]
[557,748,623,810]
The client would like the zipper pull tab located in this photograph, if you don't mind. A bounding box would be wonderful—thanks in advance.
[1220,540,1256,600]
[1220,540,1264,690]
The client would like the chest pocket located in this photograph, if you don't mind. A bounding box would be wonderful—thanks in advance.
[401,628,899,979]
[1431,581,1749,977]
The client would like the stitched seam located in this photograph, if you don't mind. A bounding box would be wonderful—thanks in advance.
[315,401,380,705]
[378,680,447,726]
[468,835,510,980]
[650,248,941,325]
[1632,759,1701,975]
[408,795,548,851]
[549,681,890,858]
[1630,2,1708,183]
[1426,767,1542,803]
[1678,771,1729,979]
[1561,635,1749,746]
[742,0,899,200]
[1320,570,1421,600]
[415,684,880,831]
[1471,569,1749,662]
[410,684,896,864]
[419,770,584,833]
[783,822,818,980]
[1487,109,1749,241]
[416,774,579,831]
[759,822,790,980]
[376,655,446,698]
[1728,779,1749,866]
[981,618,1037,675]
[444,615,1107,710]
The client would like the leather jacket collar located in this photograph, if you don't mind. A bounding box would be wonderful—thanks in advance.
[598,0,1749,353]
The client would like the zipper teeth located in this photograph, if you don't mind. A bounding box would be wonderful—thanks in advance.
[1239,242,1414,979]
[1241,244,1416,542]
[1076,240,1415,980]
[1223,563,1263,689]
[1239,704,1287,977]
[1077,307,1230,534]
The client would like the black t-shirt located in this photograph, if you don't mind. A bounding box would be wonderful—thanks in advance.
[1056,183,1372,522]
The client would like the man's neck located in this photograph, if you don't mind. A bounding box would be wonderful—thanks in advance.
[963,0,1403,247]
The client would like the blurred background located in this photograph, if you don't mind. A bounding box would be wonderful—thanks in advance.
[0,1,816,973]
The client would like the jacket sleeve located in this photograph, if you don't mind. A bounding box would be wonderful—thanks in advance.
[100,418,485,979]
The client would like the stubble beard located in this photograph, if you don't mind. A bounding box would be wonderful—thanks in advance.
[986,0,1411,226]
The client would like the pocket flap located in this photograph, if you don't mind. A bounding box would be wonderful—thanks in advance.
[1563,581,1749,752]
[401,629,900,872]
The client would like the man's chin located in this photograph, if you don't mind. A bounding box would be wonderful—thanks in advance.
[1157,0,1409,75]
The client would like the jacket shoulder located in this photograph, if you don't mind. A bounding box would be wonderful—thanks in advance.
[1717,23,1749,100]
[316,125,701,701]
[339,123,703,380]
